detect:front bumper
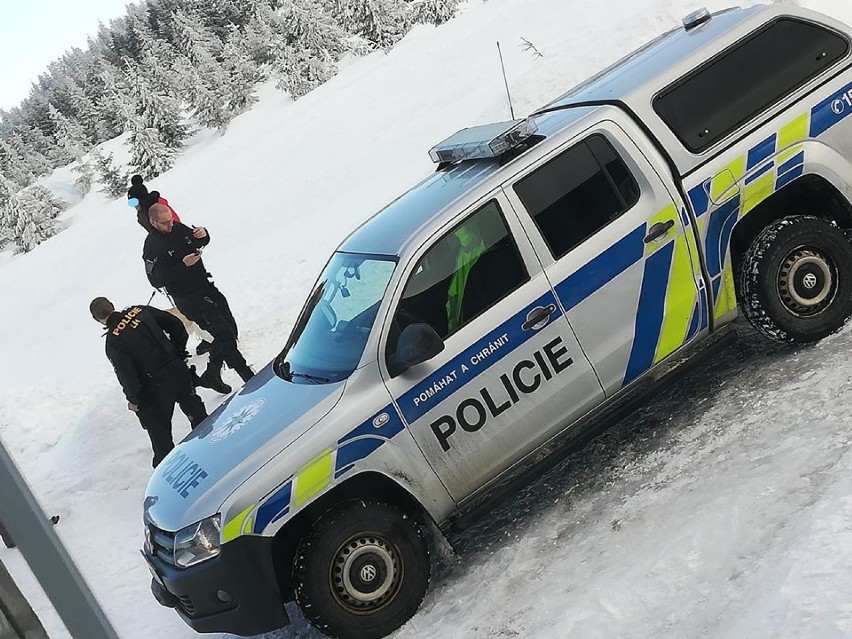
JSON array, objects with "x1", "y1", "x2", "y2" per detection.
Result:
[{"x1": 144, "y1": 535, "x2": 289, "y2": 636}]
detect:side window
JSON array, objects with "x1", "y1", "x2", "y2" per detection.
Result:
[
  {"x1": 386, "y1": 201, "x2": 529, "y2": 366},
  {"x1": 513, "y1": 134, "x2": 639, "y2": 260},
  {"x1": 654, "y1": 18, "x2": 850, "y2": 152}
]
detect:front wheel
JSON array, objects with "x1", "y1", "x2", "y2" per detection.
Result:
[
  {"x1": 738, "y1": 215, "x2": 852, "y2": 342},
  {"x1": 293, "y1": 500, "x2": 430, "y2": 639}
]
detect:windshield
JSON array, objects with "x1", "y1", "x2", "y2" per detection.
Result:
[{"x1": 275, "y1": 252, "x2": 397, "y2": 384}]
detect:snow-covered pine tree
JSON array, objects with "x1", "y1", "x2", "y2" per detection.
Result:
[
  {"x1": 71, "y1": 158, "x2": 96, "y2": 196},
  {"x1": 92, "y1": 150, "x2": 129, "y2": 198},
  {"x1": 87, "y1": 56, "x2": 130, "y2": 142},
  {"x1": 129, "y1": 119, "x2": 175, "y2": 177},
  {"x1": 47, "y1": 103, "x2": 90, "y2": 162},
  {"x1": 242, "y1": 4, "x2": 289, "y2": 66},
  {"x1": 61, "y1": 75, "x2": 100, "y2": 144},
  {"x1": 173, "y1": 9, "x2": 231, "y2": 130},
  {"x1": 6, "y1": 184, "x2": 66, "y2": 253},
  {"x1": 325, "y1": 0, "x2": 410, "y2": 49},
  {"x1": 408, "y1": 0, "x2": 459, "y2": 25},
  {"x1": 222, "y1": 26, "x2": 260, "y2": 114},
  {"x1": 10, "y1": 127, "x2": 54, "y2": 178},
  {"x1": 0, "y1": 138, "x2": 36, "y2": 186},
  {"x1": 275, "y1": 49, "x2": 339, "y2": 98},
  {"x1": 123, "y1": 59, "x2": 188, "y2": 154},
  {"x1": 268, "y1": 0, "x2": 347, "y2": 98}
]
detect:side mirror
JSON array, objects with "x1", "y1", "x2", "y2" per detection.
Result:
[{"x1": 391, "y1": 323, "x2": 444, "y2": 375}]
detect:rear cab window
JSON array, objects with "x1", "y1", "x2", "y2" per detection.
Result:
[
  {"x1": 654, "y1": 18, "x2": 851, "y2": 153},
  {"x1": 512, "y1": 134, "x2": 640, "y2": 258}
]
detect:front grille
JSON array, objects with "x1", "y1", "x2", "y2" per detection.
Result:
[
  {"x1": 148, "y1": 524, "x2": 176, "y2": 565},
  {"x1": 177, "y1": 594, "x2": 196, "y2": 616}
]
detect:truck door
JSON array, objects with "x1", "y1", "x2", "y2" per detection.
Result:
[
  {"x1": 504, "y1": 122, "x2": 707, "y2": 395},
  {"x1": 380, "y1": 190, "x2": 604, "y2": 501}
]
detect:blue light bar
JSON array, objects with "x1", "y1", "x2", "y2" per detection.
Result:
[{"x1": 428, "y1": 119, "x2": 539, "y2": 164}]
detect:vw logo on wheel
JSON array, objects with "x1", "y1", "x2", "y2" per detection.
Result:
[
  {"x1": 360, "y1": 564, "x2": 378, "y2": 582},
  {"x1": 802, "y1": 273, "x2": 818, "y2": 289}
]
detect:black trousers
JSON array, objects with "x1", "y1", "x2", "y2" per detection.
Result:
[
  {"x1": 137, "y1": 362, "x2": 207, "y2": 467},
  {"x1": 173, "y1": 286, "x2": 251, "y2": 378}
]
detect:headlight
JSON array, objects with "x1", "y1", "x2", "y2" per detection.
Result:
[{"x1": 173, "y1": 515, "x2": 221, "y2": 568}]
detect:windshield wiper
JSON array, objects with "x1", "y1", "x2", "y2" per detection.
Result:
[
  {"x1": 289, "y1": 371, "x2": 330, "y2": 384},
  {"x1": 277, "y1": 360, "x2": 329, "y2": 384}
]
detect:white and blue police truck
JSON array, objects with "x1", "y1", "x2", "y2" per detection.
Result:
[{"x1": 142, "y1": 5, "x2": 852, "y2": 638}]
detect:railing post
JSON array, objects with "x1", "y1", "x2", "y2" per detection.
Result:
[
  {"x1": 0, "y1": 560, "x2": 49, "y2": 639},
  {"x1": 0, "y1": 441, "x2": 119, "y2": 639}
]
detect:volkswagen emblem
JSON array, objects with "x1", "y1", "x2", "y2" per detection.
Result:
[
  {"x1": 360, "y1": 564, "x2": 378, "y2": 582},
  {"x1": 802, "y1": 273, "x2": 818, "y2": 289}
]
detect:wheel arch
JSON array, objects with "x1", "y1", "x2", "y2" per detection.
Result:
[
  {"x1": 269, "y1": 471, "x2": 437, "y2": 602},
  {"x1": 730, "y1": 173, "x2": 852, "y2": 275}
]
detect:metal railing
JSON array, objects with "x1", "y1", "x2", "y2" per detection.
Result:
[{"x1": 0, "y1": 441, "x2": 118, "y2": 639}]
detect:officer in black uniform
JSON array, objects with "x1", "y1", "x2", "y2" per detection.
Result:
[
  {"x1": 142, "y1": 203, "x2": 254, "y2": 394},
  {"x1": 90, "y1": 297, "x2": 208, "y2": 468}
]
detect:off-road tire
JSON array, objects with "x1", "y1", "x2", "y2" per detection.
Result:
[
  {"x1": 738, "y1": 215, "x2": 852, "y2": 342},
  {"x1": 293, "y1": 500, "x2": 430, "y2": 639}
]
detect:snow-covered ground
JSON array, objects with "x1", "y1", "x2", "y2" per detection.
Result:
[{"x1": 2, "y1": 0, "x2": 852, "y2": 637}]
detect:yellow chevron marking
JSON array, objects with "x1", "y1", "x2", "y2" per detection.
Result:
[
  {"x1": 222, "y1": 504, "x2": 255, "y2": 543},
  {"x1": 777, "y1": 114, "x2": 809, "y2": 162},
  {"x1": 714, "y1": 267, "x2": 738, "y2": 320},
  {"x1": 655, "y1": 233, "x2": 697, "y2": 363},
  {"x1": 742, "y1": 171, "x2": 776, "y2": 215},
  {"x1": 294, "y1": 448, "x2": 335, "y2": 507}
]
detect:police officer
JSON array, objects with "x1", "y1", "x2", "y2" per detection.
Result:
[
  {"x1": 142, "y1": 204, "x2": 254, "y2": 394},
  {"x1": 90, "y1": 297, "x2": 208, "y2": 468}
]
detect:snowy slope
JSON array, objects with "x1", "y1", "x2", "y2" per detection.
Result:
[{"x1": 2, "y1": 0, "x2": 852, "y2": 638}]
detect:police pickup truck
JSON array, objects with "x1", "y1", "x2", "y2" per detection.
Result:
[{"x1": 142, "y1": 5, "x2": 852, "y2": 638}]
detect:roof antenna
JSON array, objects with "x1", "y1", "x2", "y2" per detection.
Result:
[{"x1": 496, "y1": 42, "x2": 515, "y2": 120}]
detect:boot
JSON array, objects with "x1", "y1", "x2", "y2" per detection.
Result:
[
  {"x1": 195, "y1": 339, "x2": 213, "y2": 355},
  {"x1": 197, "y1": 367, "x2": 232, "y2": 394},
  {"x1": 236, "y1": 365, "x2": 255, "y2": 383}
]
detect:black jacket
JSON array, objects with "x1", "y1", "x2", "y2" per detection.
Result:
[
  {"x1": 142, "y1": 222, "x2": 212, "y2": 296},
  {"x1": 104, "y1": 306, "x2": 189, "y2": 405}
]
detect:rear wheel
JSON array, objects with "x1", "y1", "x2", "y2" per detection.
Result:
[
  {"x1": 738, "y1": 215, "x2": 852, "y2": 342},
  {"x1": 293, "y1": 500, "x2": 430, "y2": 639}
]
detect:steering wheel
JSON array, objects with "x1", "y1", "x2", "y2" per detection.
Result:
[{"x1": 314, "y1": 300, "x2": 337, "y2": 331}]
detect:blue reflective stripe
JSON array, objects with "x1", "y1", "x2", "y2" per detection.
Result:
[
  {"x1": 398, "y1": 290, "x2": 561, "y2": 423},
  {"x1": 704, "y1": 197, "x2": 740, "y2": 279},
  {"x1": 778, "y1": 150, "x2": 805, "y2": 176},
  {"x1": 688, "y1": 183, "x2": 710, "y2": 218},
  {"x1": 810, "y1": 82, "x2": 852, "y2": 137},
  {"x1": 554, "y1": 225, "x2": 645, "y2": 312},
  {"x1": 335, "y1": 439, "x2": 383, "y2": 476},
  {"x1": 623, "y1": 241, "x2": 674, "y2": 385},
  {"x1": 686, "y1": 301, "x2": 701, "y2": 340},
  {"x1": 338, "y1": 406, "x2": 404, "y2": 445},
  {"x1": 776, "y1": 163, "x2": 805, "y2": 190},
  {"x1": 254, "y1": 481, "x2": 292, "y2": 532},
  {"x1": 747, "y1": 133, "x2": 777, "y2": 169}
]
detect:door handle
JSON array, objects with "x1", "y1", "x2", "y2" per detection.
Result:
[
  {"x1": 644, "y1": 219, "x2": 675, "y2": 243},
  {"x1": 522, "y1": 304, "x2": 556, "y2": 331}
]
